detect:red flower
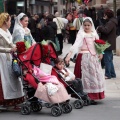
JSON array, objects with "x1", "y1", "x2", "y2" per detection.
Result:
[
  {"x1": 42, "y1": 45, "x2": 49, "y2": 55},
  {"x1": 16, "y1": 42, "x2": 26, "y2": 53},
  {"x1": 95, "y1": 39, "x2": 106, "y2": 44}
]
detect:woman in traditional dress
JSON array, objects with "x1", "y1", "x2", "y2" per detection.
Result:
[
  {"x1": 0, "y1": 13, "x2": 24, "y2": 110},
  {"x1": 12, "y1": 13, "x2": 35, "y2": 48},
  {"x1": 65, "y1": 17, "x2": 105, "y2": 105}
]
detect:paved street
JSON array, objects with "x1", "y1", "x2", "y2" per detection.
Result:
[{"x1": 0, "y1": 42, "x2": 120, "y2": 120}]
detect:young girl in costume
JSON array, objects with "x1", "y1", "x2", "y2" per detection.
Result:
[{"x1": 65, "y1": 17, "x2": 105, "y2": 105}]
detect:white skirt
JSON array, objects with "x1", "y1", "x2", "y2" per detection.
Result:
[{"x1": 81, "y1": 53, "x2": 105, "y2": 93}]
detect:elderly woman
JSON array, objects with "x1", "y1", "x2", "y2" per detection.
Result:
[
  {"x1": 97, "y1": 9, "x2": 117, "y2": 79},
  {"x1": 0, "y1": 13, "x2": 24, "y2": 110},
  {"x1": 12, "y1": 13, "x2": 35, "y2": 48}
]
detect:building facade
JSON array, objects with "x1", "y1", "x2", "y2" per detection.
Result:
[
  {"x1": 86, "y1": 0, "x2": 107, "y2": 8},
  {"x1": 3, "y1": 0, "x2": 58, "y2": 15},
  {"x1": 106, "y1": 0, "x2": 120, "y2": 10},
  {"x1": 2, "y1": 0, "x2": 120, "y2": 15}
]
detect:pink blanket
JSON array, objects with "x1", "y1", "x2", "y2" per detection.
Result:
[{"x1": 33, "y1": 66, "x2": 59, "y2": 84}]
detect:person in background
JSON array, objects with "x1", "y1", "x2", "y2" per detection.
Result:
[
  {"x1": 46, "y1": 14, "x2": 57, "y2": 42},
  {"x1": 35, "y1": 23, "x2": 44, "y2": 42},
  {"x1": 12, "y1": 13, "x2": 36, "y2": 48},
  {"x1": 97, "y1": 5, "x2": 104, "y2": 20},
  {"x1": 67, "y1": 13, "x2": 76, "y2": 45},
  {"x1": 97, "y1": 9, "x2": 117, "y2": 79},
  {"x1": 9, "y1": 15, "x2": 15, "y2": 34},
  {"x1": 28, "y1": 14, "x2": 38, "y2": 39},
  {"x1": 53, "y1": 12, "x2": 68, "y2": 55},
  {"x1": 73, "y1": 11, "x2": 84, "y2": 33},
  {"x1": 116, "y1": 9, "x2": 120, "y2": 36}
]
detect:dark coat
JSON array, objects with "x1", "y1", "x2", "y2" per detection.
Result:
[
  {"x1": 42, "y1": 22, "x2": 57, "y2": 42},
  {"x1": 28, "y1": 18, "x2": 37, "y2": 33},
  {"x1": 97, "y1": 17, "x2": 118, "y2": 50},
  {"x1": 47, "y1": 21, "x2": 57, "y2": 42},
  {"x1": 35, "y1": 28, "x2": 44, "y2": 42},
  {"x1": 117, "y1": 16, "x2": 120, "y2": 36}
]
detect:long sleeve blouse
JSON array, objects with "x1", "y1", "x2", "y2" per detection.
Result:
[{"x1": 69, "y1": 31, "x2": 99, "y2": 55}]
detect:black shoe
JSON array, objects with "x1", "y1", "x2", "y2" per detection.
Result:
[
  {"x1": 70, "y1": 58, "x2": 76, "y2": 63},
  {"x1": 57, "y1": 51, "x2": 62, "y2": 56},
  {"x1": 90, "y1": 100, "x2": 98, "y2": 105}
]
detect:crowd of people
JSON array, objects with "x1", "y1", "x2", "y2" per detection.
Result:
[{"x1": 0, "y1": 4, "x2": 120, "y2": 112}]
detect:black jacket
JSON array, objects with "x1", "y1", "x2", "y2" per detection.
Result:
[
  {"x1": 42, "y1": 21, "x2": 57, "y2": 42},
  {"x1": 47, "y1": 21, "x2": 57, "y2": 42}
]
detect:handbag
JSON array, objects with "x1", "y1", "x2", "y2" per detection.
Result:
[
  {"x1": 12, "y1": 59, "x2": 21, "y2": 77},
  {"x1": 56, "y1": 18, "x2": 65, "y2": 35}
]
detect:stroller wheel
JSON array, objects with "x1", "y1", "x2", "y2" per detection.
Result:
[
  {"x1": 84, "y1": 97, "x2": 91, "y2": 106},
  {"x1": 21, "y1": 104, "x2": 31, "y2": 115},
  {"x1": 44, "y1": 103, "x2": 52, "y2": 108},
  {"x1": 51, "y1": 105, "x2": 62, "y2": 117},
  {"x1": 73, "y1": 100, "x2": 84, "y2": 109},
  {"x1": 61, "y1": 103, "x2": 72, "y2": 114},
  {"x1": 31, "y1": 102, "x2": 42, "y2": 112}
]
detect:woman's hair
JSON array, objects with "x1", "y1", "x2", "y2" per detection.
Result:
[
  {"x1": 54, "y1": 57, "x2": 64, "y2": 64},
  {"x1": 0, "y1": 13, "x2": 10, "y2": 28},
  {"x1": 104, "y1": 9, "x2": 114, "y2": 19},
  {"x1": 83, "y1": 19, "x2": 92, "y2": 24},
  {"x1": 20, "y1": 15, "x2": 28, "y2": 21},
  {"x1": 46, "y1": 14, "x2": 54, "y2": 21}
]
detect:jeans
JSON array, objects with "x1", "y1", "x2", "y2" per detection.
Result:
[{"x1": 103, "y1": 50, "x2": 116, "y2": 78}]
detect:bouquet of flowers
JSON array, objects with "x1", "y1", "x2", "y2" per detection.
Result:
[
  {"x1": 16, "y1": 41, "x2": 26, "y2": 53},
  {"x1": 95, "y1": 39, "x2": 111, "y2": 54}
]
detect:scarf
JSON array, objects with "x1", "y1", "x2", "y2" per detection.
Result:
[{"x1": 0, "y1": 28, "x2": 13, "y2": 44}]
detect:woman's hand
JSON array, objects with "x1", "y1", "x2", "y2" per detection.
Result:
[
  {"x1": 11, "y1": 47, "x2": 17, "y2": 52},
  {"x1": 65, "y1": 56, "x2": 70, "y2": 65},
  {"x1": 98, "y1": 54, "x2": 103, "y2": 60}
]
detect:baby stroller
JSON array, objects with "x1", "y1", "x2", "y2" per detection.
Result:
[
  {"x1": 41, "y1": 42, "x2": 91, "y2": 108},
  {"x1": 13, "y1": 43, "x2": 72, "y2": 117}
]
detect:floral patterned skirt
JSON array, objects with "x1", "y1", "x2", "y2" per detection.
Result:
[{"x1": 74, "y1": 53, "x2": 105, "y2": 100}]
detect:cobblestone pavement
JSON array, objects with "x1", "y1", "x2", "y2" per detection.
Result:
[{"x1": 60, "y1": 42, "x2": 120, "y2": 99}]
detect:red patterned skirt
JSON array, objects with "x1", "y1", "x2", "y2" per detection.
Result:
[
  {"x1": 0, "y1": 78, "x2": 24, "y2": 106},
  {"x1": 74, "y1": 53, "x2": 105, "y2": 100}
]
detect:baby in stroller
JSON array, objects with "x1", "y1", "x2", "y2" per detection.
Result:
[{"x1": 54, "y1": 58, "x2": 91, "y2": 106}]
